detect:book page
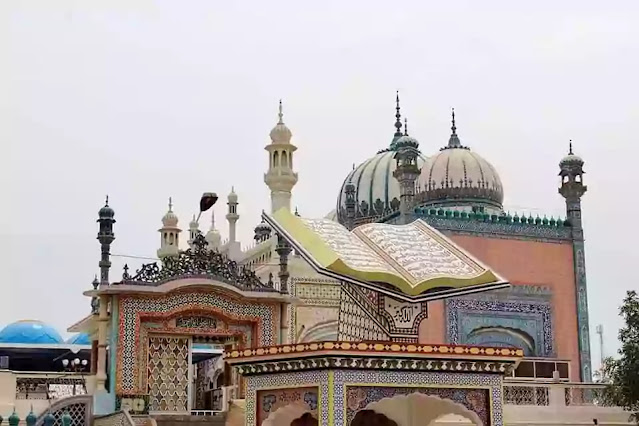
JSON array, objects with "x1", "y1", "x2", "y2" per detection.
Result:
[
  {"x1": 355, "y1": 221, "x2": 484, "y2": 284},
  {"x1": 299, "y1": 218, "x2": 396, "y2": 274}
]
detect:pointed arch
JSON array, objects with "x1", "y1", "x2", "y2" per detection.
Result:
[{"x1": 364, "y1": 393, "x2": 483, "y2": 426}]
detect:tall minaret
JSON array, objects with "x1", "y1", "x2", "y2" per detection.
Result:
[
  {"x1": 393, "y1": 118, "x2": 421, "y2": 224},
  {"x1": 157, "y1": 197, "x2": 181, "y2": 259},
  {"x1": 264, "y1": 100, "x2": 298, "y2": 213},
  {"x1": 558, "y1": 142, "x2": 592, "y2": 382},
  {"x1": 226, "y1": 188, "x2": 241, "y2": 259},
  {"x1": 97, "y1": 196, "x2": 115, "y2": 287}
]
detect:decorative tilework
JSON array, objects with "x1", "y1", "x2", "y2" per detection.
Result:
[
  {"x1": 574, "y1": 243, "x2": 592, "y2": 381},
  {"x1": 447, "y1": 297, "x2": 554, "y2": 357},
  {"x1": 338, "y1": 284, "x2": 389, "y2": 342},
  {"x1": 296, "y1": 283, "x2": 341, "y2": 306},
  {"x1": 256, "y1": 386, "x2": 318, "y2": 424},
  {"x1": 345, "y1": 385, "x2": 490, "y2": 425},
  {"x1": 333, "y1": 370, "x2": 504, "y2": 426},
  {"x1": 117, "y1": 291, "x2": 279, "y2": 394},
  {"x1": 245, "y1": 371, "x2": 330, "y2": 426}
]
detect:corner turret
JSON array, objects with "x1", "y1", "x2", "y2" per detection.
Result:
[{"x1": 157, "y1": 197, "x2": 181, "y2": 260}]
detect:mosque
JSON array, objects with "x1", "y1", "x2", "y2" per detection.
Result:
[{"x1": 0, "y1": 96, "x2": 630, "y2": 426}]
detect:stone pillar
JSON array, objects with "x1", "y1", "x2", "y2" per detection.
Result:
[
  {"x1": 275, "y1": 233, "x2": 292, "y2": 294},
  {"x1": 96, "y1": 295, "x2": 109, "y2": 391}
]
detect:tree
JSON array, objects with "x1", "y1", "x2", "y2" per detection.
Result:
[{"x1": 600, "y1": 290, "x2": 639, "y2": 423}]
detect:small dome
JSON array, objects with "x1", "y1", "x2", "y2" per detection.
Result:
[
  {"x1": 67, "y1": 333, "x2": 91, "y2": 345},
  {"x1": 269, "y1": 101, "x2": 293, "y2": 144},
  {"x1": 162, "y1": 198, "x2": 179, "y2": 227},
  {"x1": 98, "y1": 199, "x2": 114, "y2": 219},
  {"x1": 559, "y1": 143, "x2": 584, "y2": 169},
  {"x1": 227, "y1": 187, "x2": 238, "y2": 203},
  {"x1": 337, "y1": 150, "x2": 428, "y2": 224},
  {"x1": 0, "y1": 320, "x2": 64, "y2": 344},
  {"x1": 418, "y1": 111, "x2": 504, "y2": 211}
]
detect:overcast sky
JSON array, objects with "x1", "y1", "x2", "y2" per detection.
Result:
[{"x1": 1, "y1": 0, "x2": 637, "y2": 369}]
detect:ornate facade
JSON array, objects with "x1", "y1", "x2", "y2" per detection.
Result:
[{"x1": 50, "y1": 96, "x2": 600, "y2": 425}]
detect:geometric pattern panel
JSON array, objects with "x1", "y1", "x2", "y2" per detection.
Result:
[
  {"x1": 245, "y1": 371, "x2": 330, "y2": 426},
  {"x1": 147, "y1": 336, "x2": 189, "y2": 412},
  {"x1": 117, "y1": 290, "x2": 279, "y2": 394},
  {"x1": 447, "y1": 297, "x2": 553, "y2": 357},
  {"x1": 338, "y1": 284, "x2": 389, "y2": 342},
  {"x1": 256, "y1": 386, "x2": 319, "y2": 424},
  {"x1": 333, "y1": 370, "x2": 504, "y2": 426},
  {"x1": 345, "y1": 385, "x2": 490, "y2": 425}
]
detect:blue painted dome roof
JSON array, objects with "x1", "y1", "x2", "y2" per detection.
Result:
[
  {"x1": 67, "y1": 333, "x2": 91, "y2": 345},
  {"x1": 0, "y1": 320, "x2": 64, "y2": 344}
]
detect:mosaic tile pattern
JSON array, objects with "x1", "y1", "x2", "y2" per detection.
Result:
[
  {"x1": 333, "y1": 370, "x2": 503, "y2": 426},
  {"x1": 447, "y1": 297, "x2": 554, "y2": 357},
  {"x1": 338, "y1": 285, "x2": 389, "y2": 342},
  {"x1": 256, "y1": 386, "x2": 318, "y2": 424},
  {"x1": 147, "y1": 336, "x2": 189, "y2": 412},
  {"x1": 117, "y1": 292, "x2": 278, "y2": 394},
  {"x1": 245, "y1": 371, "x2": 329, "y2": 426}
]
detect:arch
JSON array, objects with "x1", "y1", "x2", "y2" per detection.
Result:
[
  {"x1": 364, "y1": 393, "x2": 483, "y2": 426},
  {"x1": 467, "y1": 326, "x2": 535, "y2": 356},
  {"x1": 262, "y1": 402, "x2": 311, "y2": 426},
  {"x1": 273, "y1": 151, "x2": 280, "y2": 167},
  {"x1": 281, "y1": 151, "x2": 288, "y2": 168},
  {"x1": 299, "y1": 320, "x2": 338, "y2": 343}
]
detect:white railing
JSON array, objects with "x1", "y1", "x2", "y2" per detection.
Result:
[{"x1": 504, "y1": 382, "x2": 607, "y2": 407}]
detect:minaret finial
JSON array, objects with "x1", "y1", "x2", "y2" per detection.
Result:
[
  {"x1": 394, "y1": 91, "x2": 403, "y2": 137},
  {"x1": 569, "y1": 140, "x2": 573, "y2": 155},
  {"x1": 404, "y1": 118, "x2": 409, "y2": 136},
  {"x1": 168, "y1": 197, "x2": 173, "y2": 211},
  {"x1": 105, "y1": 195, "x2": 109, "y2": 205},
  {"x1": 278, "y1": 99, "x2": 284, "y2": 124},
  {"x1": 211, "y1": 209, "x2": 215, "y2": 229},
  {"x1": 451, "y1": 108, "x2": 457, "y2": 135}
]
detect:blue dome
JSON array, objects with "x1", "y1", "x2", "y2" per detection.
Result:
[
  {"x1": 0, "y1": 320, "x2": 64, "y2": 344},
  {"x1": 67, "y1": 333, "x2": 91, "y2": 345}
]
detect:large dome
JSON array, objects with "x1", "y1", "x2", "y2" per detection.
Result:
[
  {"x1": 0, "y1": 320, "x2": 64, "y2": 344},
  {"x1": 417, "y1": 112, "x2": 503, "y2": 212},
  {"x1": 337, "y1": 150, "x2": 428, "y2": 223}
]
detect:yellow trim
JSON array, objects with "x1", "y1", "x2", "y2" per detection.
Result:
[
  {"x1": 328, "y1": 371, "x2": 335, "y2": 426},
  {"x1": 270, "y1": 208, "x2": 500, "y2": 296}
]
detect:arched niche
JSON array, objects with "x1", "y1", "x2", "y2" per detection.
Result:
[
  {"x1": 466, "y1": 326, "x2": 535, "y2": 356},
  {"x1": 262, "y1": 402, "x2": 312, "y2": 426},
  {"x1": 299, "y1": 320, "x2": 338, "y2": 343},
  {"x1": 363, "y1": 393, "x2": 483, "y2": 426}
]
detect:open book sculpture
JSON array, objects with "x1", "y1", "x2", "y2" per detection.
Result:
[{"x1": 263, "y1": 208, "x2": 509, "y2": 301}]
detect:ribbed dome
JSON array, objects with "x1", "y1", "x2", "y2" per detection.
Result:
[
  {"x1": 162, "y1": 198, "x2": 179, "y2": 227},
  {"x1": 337, "y1": 150, "x2": 428, "y2": 223},
  {"x1": 417, "y1": 112, "x2": 504, "y2": 211},
  {"x1": 0, "y1": 320, "x2": 64, "y2": 344}
]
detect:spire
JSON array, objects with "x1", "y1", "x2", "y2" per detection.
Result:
[
  {"x1": 168, "y1": 197, "x2": 173, "y2": 212},
  {"x1": 210, "y1": 209, "x2": 216, "y2": 230},
  {"x1": 446, "y1": 108, "x2": 463, "y2": 149},
  {"x1": 569, "y1": 139, "x2": 573, "y2": 155},
  {"x1": 278, "y1": 99, "x2": 284, "y2": 124},
  {"x1": 404, "y1": 118, "x2": 409, "y2": 136},
  {"x1": 394, "y1": 91, "x2": 403, "y2": 138}
]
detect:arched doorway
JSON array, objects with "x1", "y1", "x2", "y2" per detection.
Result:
[
  {"x1": 355, "y1": 393, "x2": 483, "y2": 426},
  {"x1": 466, "y1": 326, "x2": 535, "y2": 356}
]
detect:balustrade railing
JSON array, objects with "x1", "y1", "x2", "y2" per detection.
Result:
[
  {"x1": 504, "y1": 382, "x2": 609, "y2": 407},
  {"x1": 15, "y1": 372, "x2": 87, "y2": 400}
]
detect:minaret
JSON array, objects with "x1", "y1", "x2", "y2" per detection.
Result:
[
  {"x1": 558, "y1": 142, "x2": 592, "y2": 382},
  {"x1": 157, "y1": 197, "x2": 181, "y2": 259},
  {"x1": 393, "y1": 118, "x2": 421, "y2": 224},
  {"x1": 264, "y1": 100, "x2": 298, "y2": 213},
  {"x1": 97, "y1": 196, "x2": 115, "y2": 287},
  {"x1": 205, "y1": 209, "x2": 222, "y2": 250},
  {"x1": 389, "y1": 91, "x2": 404, "y2": 150},
  {"x1": 188, "y1": 214, "x2": 200, "y2": 248},
  {"x1": 226, "y1": 188, "x2": 241, "y2": 259}
]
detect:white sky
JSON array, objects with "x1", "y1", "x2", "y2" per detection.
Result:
[{"x1": 1, "y1": 0, "x2": 637, "y2": 370}]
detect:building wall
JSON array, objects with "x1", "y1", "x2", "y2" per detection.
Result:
[{"x1": 419, "y1": 234, "x2": 580, "y2": 380}]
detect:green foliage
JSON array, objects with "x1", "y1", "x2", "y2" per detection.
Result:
[{"x1": 600, "y1": 290, "x2": 639, "y2": 423}]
